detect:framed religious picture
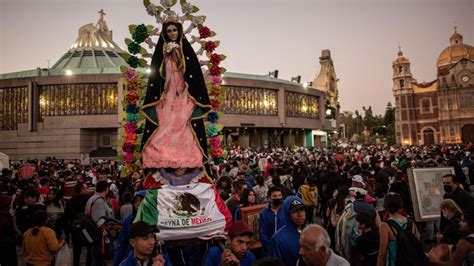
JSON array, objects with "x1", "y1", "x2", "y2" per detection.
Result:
[
  {"x1": 240, "y1": 204, "x2": 266, "y2": 249},
  {"x1": 407, "y1": 167, "x2": 455, "y2": 221}
]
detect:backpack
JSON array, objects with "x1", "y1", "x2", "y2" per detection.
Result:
[
  {"x1": 335, "y1": 202, "x2": 359, "y2": 259},
  {"x1": 71, "y1": 197, "x2": 102, "y2": 246},
  {"x1": 386, "y1": 219, "x2": 428, "y2": 266}
]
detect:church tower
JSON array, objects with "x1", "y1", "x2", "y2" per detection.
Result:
[
  {"x1": 392, "y1": 48, "x2": 415, "y2": 145},
  {"x1": 392, "y1": 48, "x2": 413, "y2": 91}
]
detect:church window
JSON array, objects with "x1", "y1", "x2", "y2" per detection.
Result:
[
  {"x1": 398, "y1": 66, "x2": 403, "y2": 74},
  {"x1": 222, "y1": 85, "x2": 279, "y2": 116},
  {"x1": 38, "y1": 83, "x2": 118, "y2": 121},
  {"x1": 421, "y1": 99, "x2": 431, "y2": 113},
  {"x1": 0, "y1": 87, "x2": 29, "y2": 131},
  {"x1": 400, "y1": 79, "x2": 405, "y2": 88}
]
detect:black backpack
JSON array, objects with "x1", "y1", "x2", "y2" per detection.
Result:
[
  {"x1": 71, "y1": 197, "x2": 102, "y2": 246},
  {"x1": 386, "y1": 219, "x2": 428, "y2": 266}
]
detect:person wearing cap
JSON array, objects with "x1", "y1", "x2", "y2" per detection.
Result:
[
  {"x1": 203, "y1": 221, "x2": 256, "y2": 266},
  {"x1": 119, "y1": 221, "x2": 171, "y2": 266},
  {"x1": 350, "y1": 175, "x2": 377, "y2": 221},
  {"x1": 269, "y1": 196, "x2": 306, "y2": 266},
  {"x1": 113, "y1": 190, "x2": 147, "y2": 266}
]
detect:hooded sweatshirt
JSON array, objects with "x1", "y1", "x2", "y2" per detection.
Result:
[
  {"x1": 269, "y1": 196, "x2": 306, "y2": 266},
  {"x1": 113, "y1": 190, "x2": 147, "y2": 266},
  {"x1": 258, "y1": 201, "x2": 286, "y2": 255}
]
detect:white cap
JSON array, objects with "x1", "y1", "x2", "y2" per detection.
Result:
[{"x1": 352, "y1": 175, "x2": 364, "y2": 185}]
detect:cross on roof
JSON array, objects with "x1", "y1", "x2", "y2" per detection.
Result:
[{"x1": 98, "y1": 9, "x2": 106, "y2": 21}]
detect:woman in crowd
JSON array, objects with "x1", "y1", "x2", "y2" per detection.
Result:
[
  {"x1": 253, "y1": 175, "x2": 268, "y2": 203},
  {"x1": 377, "y1": 192, "x2": 421, "y2": 266},
  {"x1": 23, "y1": 210, "x2": 64, "y2": 265},
  {"x1": 44, "y1": 188, "x2": 65, "y2": 238},
  {"x1": 216, "y1": 175, "x2": 232, "y2": 202},
  {"x1": 437, "y1": 199, "x2": 464, "y2": 245},
  {"x1": 326, "y1": 185, "x2": 350, "y2": 248},
  {"x1": 233, "y1": 188, "x2": 257, "y2": 221}
]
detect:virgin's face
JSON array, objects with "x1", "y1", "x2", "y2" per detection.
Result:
[{"x1": 166, "y1": 25, "x2": 179, "y2": 42}]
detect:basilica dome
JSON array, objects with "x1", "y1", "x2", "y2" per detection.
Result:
[{"x1": 437, "y1": 29, "x2": 474, "y2": 68}]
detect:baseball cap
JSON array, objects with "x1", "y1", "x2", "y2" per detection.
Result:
[
  {"x1": 128, "y1": 221, "x2": 159, "y2": 239},
  {"x1": 228, "y1": 221, "x2": 254, "y2": 238},
  {"x1": 289, "y1": 199, "x2": 305, "y2": 213},
  {"x1": 352, "y1": 175, "x2": 365, "y2": 185}
]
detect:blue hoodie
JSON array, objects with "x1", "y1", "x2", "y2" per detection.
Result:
[
  {"x1": 258, "y1": 201, "x2": 286, "y2": 255},
  {"x1": 113, "y1": 190, "x2": 147, "y2": 266},
  {"x1": 269, "y1": 196, "x2": 306, "y2": 266}
]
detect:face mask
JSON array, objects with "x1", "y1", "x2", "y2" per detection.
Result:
[
  {"x1": 443, "y1": 185, "x2": 453, "y2": 193},
  {"x1": 272, "y1": 198, "x2": 283, "y2": 207}
]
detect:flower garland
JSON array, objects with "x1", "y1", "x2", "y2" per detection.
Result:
[
  {"x1": 118, "y1": 0, "x2": 227, "y2": 174},
  {"x1": 118, "y1": 66, "x2": 147, "y2": 178}
]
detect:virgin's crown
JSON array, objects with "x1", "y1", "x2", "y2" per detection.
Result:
[{"x1": 163, "y1": 9, "x2": 182, "y2": 24}]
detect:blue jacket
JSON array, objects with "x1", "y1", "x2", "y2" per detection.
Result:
[
  {"x1": 118, "y1": 249, "x2": 172, "y2": 266},
  {"x1": 258, "y1": 202, "x2": 286, "y2": 255},
  {"x1": 113, "y1": 213, "x2": 134, "y2": 266},
  {"x1": 269, "y1": 196, "x2": 306, "y2": 266},
  {"x1": 203, "y1": 246, "x2": 255, "y2": 266},
  {"x1": 113, "y1": 190, "x2": 147, "y2": 266}
]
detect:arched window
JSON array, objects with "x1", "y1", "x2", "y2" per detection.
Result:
[{"x1": 400, "y1": 79, "x2": 405, "y2": 88}]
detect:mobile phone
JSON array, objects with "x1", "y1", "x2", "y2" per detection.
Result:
[{"x1": 152, "y1": 240, "x2": 162, "y2": 257}]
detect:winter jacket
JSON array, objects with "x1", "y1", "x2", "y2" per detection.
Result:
[
  {"x1": 269, "y1": 196, "x2": 306, "y2": 266},
  {"x1": 258, "y1": 203, "x2": 286, "y2": 255}
]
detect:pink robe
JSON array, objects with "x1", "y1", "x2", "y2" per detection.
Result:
[{"x1": 142, "y1": 54, "x2": 203, "y2": 169}]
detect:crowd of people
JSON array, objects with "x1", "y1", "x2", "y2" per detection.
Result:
[{"x1": 0, "y1": 142, "x2": 474, "y2": 265}]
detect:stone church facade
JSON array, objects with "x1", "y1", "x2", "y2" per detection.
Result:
[{"x1": 392, "y1": 29, "x2": 474, "y2": 145}]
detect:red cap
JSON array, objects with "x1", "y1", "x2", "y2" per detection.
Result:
[{"x1": 228, "y1": 221, "x2": 254, "y2": 238}]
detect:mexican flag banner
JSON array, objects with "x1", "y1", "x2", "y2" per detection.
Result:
[{"x1": 135, "y1": 183, "x2": 230, "y2": 241}]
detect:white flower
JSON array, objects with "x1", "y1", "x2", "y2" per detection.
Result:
[
  {"x1": 160, "y1": 0, "x2": 175, "y2": 9},
  {"x1": 181, "y1": 2, "x2": 193, "y2": 14},
  {"x1": 192, "y1": 15, "x2": 205, "y2": 25},
  {"x1": 146, "y1": 3, "x2": 158, "y2": 16},
  {"x1": 165, "y1": 42, "x2": 179, "y2": 53}
]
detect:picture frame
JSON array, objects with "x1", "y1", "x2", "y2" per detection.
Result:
[
  {"x1": 240, "y1": 204, "x2": 266, "y2": 249},
  {"x1": 407, "y1": 167, "x2": 455, "y2": 221}
]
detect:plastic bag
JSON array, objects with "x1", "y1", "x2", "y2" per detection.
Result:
[{"x1": 55, "y1": 244, "x2": 72, "y2": 266}]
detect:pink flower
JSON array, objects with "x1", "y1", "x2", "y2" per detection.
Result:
[
  {"x1": 124, "y1": 152, "x2": 134, "y2": 163},
  {"x1": 210, "y1": 136, "x2": 221, "y2": 149},
  {"x1": 124, "y1": 122, "x2": 137, "y2": 134},
  {"x1": 211, "y1": 76, "x2": 222, "y2": 86},
  {"x1": 124, "y1": 69, "x2": 138, "y2": 80}
]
